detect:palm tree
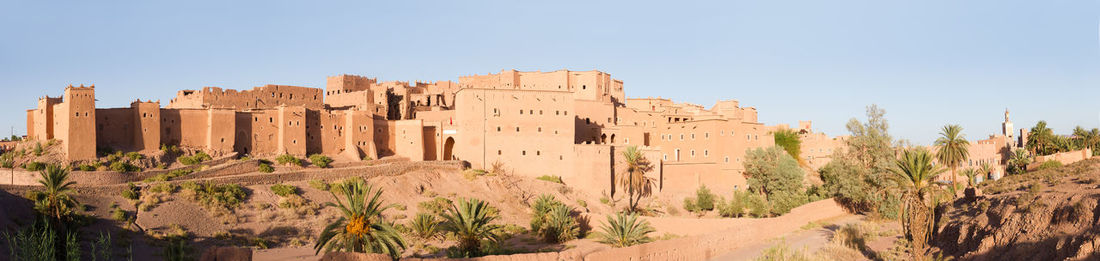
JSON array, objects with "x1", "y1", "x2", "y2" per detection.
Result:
[
  {"x1": 594, "y1": 212, "x2": 656, "y2": 248},
  {"x1": 934, "y1": 125, "x2": 969, "y2": 194},
  {"x1": 960, "y1": 168, "x2": 978, "y2": 187},
  {"x1": 314, "y1": 180, "x2": 406, "y2": 258},
  {"x1": 890, "y1": 148, "x2": 945, "y2": 261},
  {"x1": 619, "y1": 146, "x2": 654, "y2": 213},
  {"x1": 978, "y1": 163, "x2": 994, "y2": 182},
  {"x1": 1073, "y1": 126, "x2": 1089, "y2": 150},
  {"x1": 1008, "y1": 148, "x2": 1031, "y2": 174},
  {"x1": 33, "y1": 164, "x2": 78, "y2": 221},
  {"x1": 439, "y1": 198, "x2": 501, "y2": 257},
  {"x1": 1028, "y1": 121, "x2": 1054, "y2": 156}
]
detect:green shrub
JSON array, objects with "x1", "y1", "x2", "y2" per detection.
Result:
[
  {"x1": 258, "y1": 163, "x2": 274, "y2": 173},
  {"x1": 409, "y1": 213, "x2": 440, "y2": 239},
  {"x1": 769, "y1": 190, "x2": 809, "y2": 216},
  {"x1": 536, "y1": 175, "x2": 564, "y2": 184},
  {"x1": 682, "y1": 198, "x2": 699, "y2": 213},
  {"x1": 0, "y1": 152, "x2": 14, "y2": 168},
  {"x1": 308, "y1": 154, "x2": 333, "y2": 168},
  {"x1": 1039, "y1": 160, "x2": 1063, "y2": 170},
  {"x1": 270, "y1": 184, "x2": 298, "y2": 197},
  {"x1": 32, "y1": 142, "x2": 43, "y2": 156},
  {"x1": 694, "y1": 185, "x2": 716, "y2": 211},
  {"x1": 24, "y1": 161, "x2": 45, "y2": 171},
  {"x1": 149, "y1": 183, "x2": 178, "y2": 194},
  {"x1": 125, "y1": 152, "x2": 144, "y2": 161},
  {"x1": 77, "y1": 164, "x2": 96, "y2": 171},
  {"x1": 111, "y1": 207, "x2": 128, "y2": 222},
  {"x1": 528, "y1": 194, "x2": 579, "y2": 243},
  {"x1": 418, "y1": 197, "x2": 453, "y2": 216},
  {"x1": 181, "y1": 181, "x2": 248, "y2": 211},
  {"x1": 746, "y1": 193, "x2": 771, "y2": 217},
  {"x1": 121, "y1": 183, "x2": 140, "y2": 200},
  {"x1": 719, "y1": 190, "x2": 750, "y2": 217},
  {"x1": 275, "y1": 154, "x2": 301, "y2": 166},
  {"x1": 178, "y1": 151, "x2": 212, "y2": 166},
  {"x1": 161, "y1": 144, "x2": 181, "y2": 154},
  {"x1": 110, "y1": 161, "x2": 139, "y2": 172},
  {"x1": 308, "y1": 179, "x2": 329, "y2": 191}
]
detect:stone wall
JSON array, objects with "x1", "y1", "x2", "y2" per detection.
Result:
[{"x1": 1030, "y1": 148, "x2": 1093, "y2": 170}]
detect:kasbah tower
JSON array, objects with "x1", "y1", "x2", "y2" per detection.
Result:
[{"x1": 25, "y1": 69, "x2": 848, "y2": 196}]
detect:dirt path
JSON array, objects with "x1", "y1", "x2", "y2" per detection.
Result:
[{"x1": 709, "y1": 214, "x2": 863, "y2": 261}]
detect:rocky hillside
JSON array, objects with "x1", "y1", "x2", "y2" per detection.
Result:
[{"x1": 933, "y1": 158, "x2": 1100, "y2": 260}]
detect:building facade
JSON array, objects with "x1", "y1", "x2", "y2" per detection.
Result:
[{"x1": 26, "y1": 69, "x2": 844, "y2": 195}]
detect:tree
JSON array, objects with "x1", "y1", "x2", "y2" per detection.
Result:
[
  {"x1": 978, "y1": 163, "x2": 994, "y2": 182},
  {"x1": 743, "y1": 146, "x2": 804, "y2": 201},
  {"x1": 439, "y1": 198, "x2": 501, "y2": 257},
  {"x1": 313, "y1": 180, "x2": 406, "y2": 257},
  {"x1": 1027, "y1": 121, "x2": 1055, "y2": 156},
  {"x1": 594, "y1": 212, "x2": 655, "y2": 248},
  {"x1": 618, "y1": 146, "x2": 653, "y2": 213},
  {"x1": 1007, "y1": 148, "x2": 1031, "y2": 175},
  {"x1": 890, "y1": 148, "x2": 945, "y2": 261},
  {"x1": 773, "y1": 129, "x2": 804, "y2": 166},
  {"x1": 934, "y1": 124, "x2": 969, "y2": 193},
  {"x1": 821, "y1": 104, "x2": 901, "y2": 218},
  {"x1": 31, "y1": 165, "x2": 78, "y2": 221}
]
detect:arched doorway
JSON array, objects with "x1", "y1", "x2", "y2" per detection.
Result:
[
  {"x1": 601, "y1": 134, "x2": 607, "y2": 144},
  {"x1": 610, "y1": 134, "x2": 616, "y2": 144},
  {"x1": 443, "y1": 137, "x2": 455, "y2": 160}
]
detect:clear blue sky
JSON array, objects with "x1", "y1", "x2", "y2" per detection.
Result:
[{"x1": 2, "y1": 0, "x2": 1098, "y2": 145}]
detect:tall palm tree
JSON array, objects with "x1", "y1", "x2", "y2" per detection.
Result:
[
  {"x1": 1073, "y1": 126, "x2": 1088, "y2": 149},
  {"x1": 439, "y1": 198, "x2": 501, "y2": 257},
  {"x1": 619, "y1": 146, "x2": 653, "y2": 213},
  {"x1": 314, "y1": 180, "x2": 405, "y2": 258},
  {"x1": 594, "y1": 212, "x2": 656, "y2": 248},
  {"x1": 934, "y1": 125, "x2": 969, "y2": 194},
  {"x1": 891, "y1": 148, "x2": 945, "y2": 261},
  {"x1": 33, "y1": 164, "x2": 78, "y2": 221},
  {"x1": 1028, "y1": 121, "x2": 1054, "y2": 156}
]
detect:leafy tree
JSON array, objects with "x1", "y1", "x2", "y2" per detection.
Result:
[
  {"x1": 773, "y1": 129, "x2": 804, "y2": 166},
  {"x1": 594, "y1": 212, "x2": 655, "y2": 248},
  {"x1": 618, "y1": 146, "x2": 654, "y2": 213},
  {"x1": 439, "y1": 198, "x2": 501, "y2": 257},
  {"x1": 934, "y1": 124, "x2": 969, "y2": 192},
  {"x1": 890, "y1": 148, "x2": 945, "y2": 261},
  {"x1": 820, "y1": 105, "x2": 901, "y2": 218},
  {"x1": 718, "y1": 190, "x2": 751, "y2": 218},
  {"x1": 313, "y1": 180, "x2": 406, "y2": 258},
  {"x1": 743, "y1": 146, "x2": 804, "y2": 201}
]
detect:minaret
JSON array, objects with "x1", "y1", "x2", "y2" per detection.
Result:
[{"x1": 1002, "y1": 108, "x2": 1015, "y2": 147}]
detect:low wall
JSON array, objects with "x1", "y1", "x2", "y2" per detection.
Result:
[{"x1": 1029, "y1": 148, "x2": 1092, "y2": 170}]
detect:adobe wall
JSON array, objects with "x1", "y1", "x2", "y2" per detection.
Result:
[
  {"x1": 167, "y1": 85, "x2": 323, "y2": 110},
  {"x1": 800, "y1": 132, "x2": 846, "y2": 170},
  {"x1": 132, "y1": 102, "x2": 162, "y2": 151},
  {"x1": 207, "y1": 109, "x2": 236, "y2": 152},
  {"x1": 395, "y1": 120, "x2": 425, "y2": 161},
  {"x1": 25, "y1": 110, "x2": 34, "y2": 141},
  {"x1": 453, "y1": 89, "x2": 576, "y2": 177},
  {"x1": 61, "y1": 87, "x2": 97, "y2": 160},
  {"x1": 1031, "y1": 148, "x2": 1093, "y2": 170},
  {"x1": 574, "y1": 100, "x2": 616, "y2": 144},
  {"x1": 95, "y1": 108, "x2": 135, "y2": 150},
  {"x1": 660, "y1": 162, "x2": 744, "y2": 195},
  {"x1": 277, "y1": 106, "x2": 307, "y2": 156}
]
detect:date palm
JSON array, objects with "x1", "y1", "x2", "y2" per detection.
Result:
[
  {"x1": 314, "y1": 180, "x2": 405, "y2": 258},
  {"x1": 934, "y1": 125, "x2": 969, "y2": 195},
  {"x1": 890, "y1": 148, "x2": 945, "y2": 261},
  {"x1": 439, "y1": 198, "x2": 501, "y2": 257},
  {"x1": 978, "y1": 163, "x2": 994, "y2": 182},
  {"x1": 31, "y1": 164, "x2": 78, "y2": 221},
  {"x1": 1028, "y1": 121, "x2": 1054, "y2": 156},
  {"x1": 594, "y1": 212, "x2": 655, "y2": 248},
  {"x1": 619, "y1": 146, "x2": 654, "y2": 213}
]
